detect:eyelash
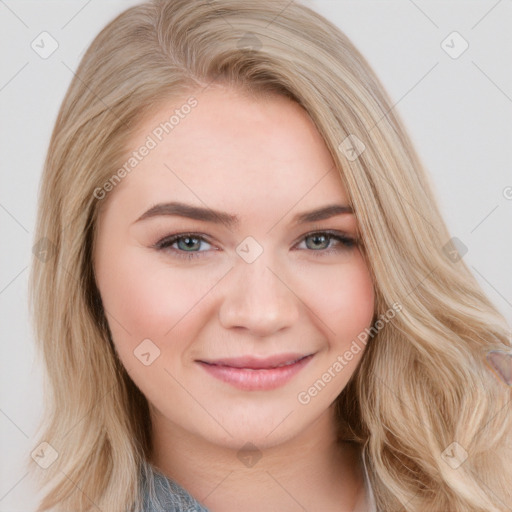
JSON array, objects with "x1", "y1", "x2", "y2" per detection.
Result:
[{"x1": 152, "y1": 230, "x2": 357, "y2": 261}]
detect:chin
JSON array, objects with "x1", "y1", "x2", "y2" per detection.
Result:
[{"x1": 198, "y1": 407, "x2": 316, "y2": 452}]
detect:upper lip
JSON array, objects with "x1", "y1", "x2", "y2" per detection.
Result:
[{"x1": 197, "y1": 353, "x2": 313, "y2": 369}]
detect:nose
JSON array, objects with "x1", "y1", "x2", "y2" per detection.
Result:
[{"x1": 218, "y1": 254, "x2": 300, "y2": 337}]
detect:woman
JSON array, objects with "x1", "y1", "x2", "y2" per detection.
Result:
[{"x1": 28, "y1": 0, "x2": 512, "y2": 511}]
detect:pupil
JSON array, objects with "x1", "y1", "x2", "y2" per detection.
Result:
[
  {"x1": 309, "y1": 234, "x2": 327, "y2": 249},
  {"x1": 180, "y1": 237, "x2": 199, "y2": 251}
]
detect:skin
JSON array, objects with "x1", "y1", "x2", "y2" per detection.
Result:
[{"x1": 94, "y1": 85, "x2": 375, "y2": 512}]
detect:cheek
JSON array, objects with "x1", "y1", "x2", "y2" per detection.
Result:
[
  {"x1": 95, "y1": 246, "x2": 206, "y2": 344},
  {"x1": 302, "y1": 251, "x2": 375, "y2": 344}
]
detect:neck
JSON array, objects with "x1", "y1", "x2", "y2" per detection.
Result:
[{"x1": 149, "y1": 406, "x2": 366, "y2": 512}]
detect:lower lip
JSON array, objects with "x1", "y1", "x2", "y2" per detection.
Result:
[{"x1": 197, "y1": 355, "x2": 314, "y2": 391}]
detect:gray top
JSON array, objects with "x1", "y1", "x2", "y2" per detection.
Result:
[
  {"x1": 139, "y1": 447, "x2": 377, "y2": 512},
  {"x1": 138, "y1": 462, "x2": 209, "y2": 512}
]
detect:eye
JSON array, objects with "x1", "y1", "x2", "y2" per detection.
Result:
[
  {"x1": 153, "y1": 233, "x2": 214, "y2": 260},
  {"x1": 295, "y1": 230, "x2": 357, "y2": 256}
]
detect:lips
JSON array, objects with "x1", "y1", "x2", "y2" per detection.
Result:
[
  {"x1": 196, "y1": 353, "x2": 315, "y2": 391},
  {"x1": 198, "y1": 353, "x2": 311, "y2": 369}
]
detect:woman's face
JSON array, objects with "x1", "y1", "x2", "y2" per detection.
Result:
[{"x1": 94, "y1": 86, "x2": 375, "y2": 451}]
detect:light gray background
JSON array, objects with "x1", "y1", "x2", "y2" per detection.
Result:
[{"x1": 1, "y1": 1, "x2": 511, "y2": 509}]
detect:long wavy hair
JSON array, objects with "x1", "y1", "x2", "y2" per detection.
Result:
[{"x1": 28, "y1": 0, "x2": 512, "y2": 510}]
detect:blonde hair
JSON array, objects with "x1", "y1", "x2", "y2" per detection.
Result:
[{"x1": 28, "y1": 0, "x2": 512, "y2": 510}]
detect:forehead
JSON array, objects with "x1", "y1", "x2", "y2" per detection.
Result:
[{"x1": 105, "y1": 86, "x2": 350, "y2": 222}]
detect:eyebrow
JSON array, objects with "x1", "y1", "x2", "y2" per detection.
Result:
[{"x1": 134, "y1": 201, "x2": 353, "y2": 227}]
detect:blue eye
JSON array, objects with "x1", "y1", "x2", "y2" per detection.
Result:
[
  {"x1": 153, "y1": 230, "x2": 357, "y2": 260},
  {"x1": 154, "y1": 233, "x2": 213, "y2": 260},
  {"x1": 298, "y1": 231, "x2": 356, "y2": 253}
]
